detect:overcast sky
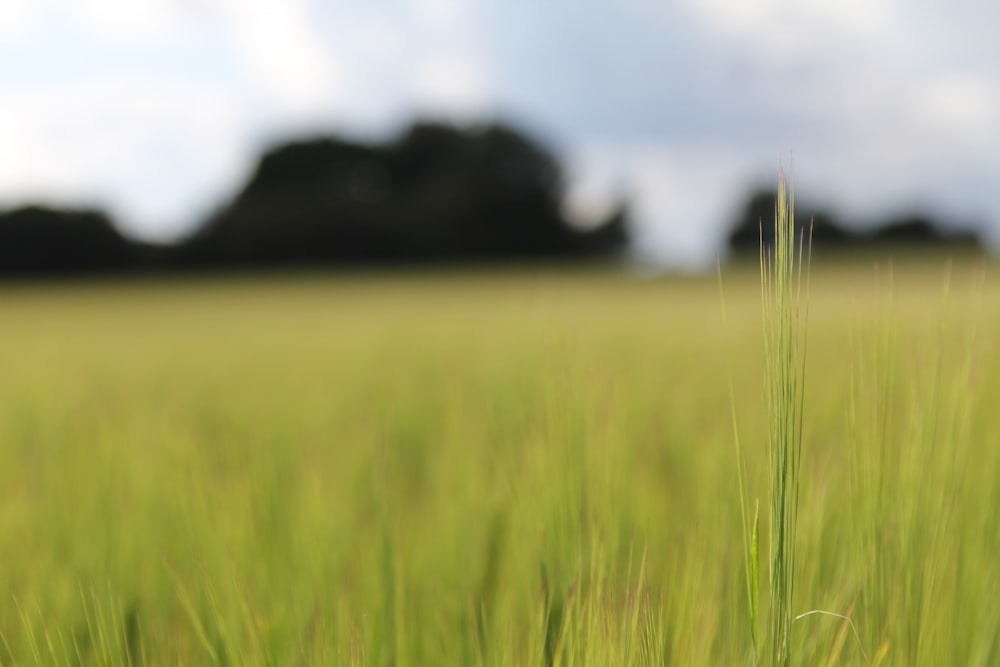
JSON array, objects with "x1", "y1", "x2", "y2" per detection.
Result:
[{"x1": 1, "y1": 0, "x2": 998, "y2": 266}]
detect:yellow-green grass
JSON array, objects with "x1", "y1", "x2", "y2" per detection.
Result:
[{"x1": 0, "y1": 258, "x2": 995, "y2": 665}]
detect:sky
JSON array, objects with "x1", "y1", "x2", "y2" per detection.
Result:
[{"x1": 0, "y1": 0, "x2": 998, "y2": 267}]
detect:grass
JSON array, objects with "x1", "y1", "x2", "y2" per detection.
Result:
[
  {"x1": 759, "y1": 172, "x2": 810, "y2": 667},
  {"x1": 726, "y1": 170, "x2": 812, "y2": 666},
  {"x1": 0, "y1": 251, "x2": 994, "y2": 664}
]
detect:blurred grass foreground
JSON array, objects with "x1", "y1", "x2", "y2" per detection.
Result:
[{"x1": 0, "y1": 256, "x2": 998, "y2": 665}]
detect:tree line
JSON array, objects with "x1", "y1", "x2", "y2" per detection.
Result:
[
  {"x1": 728, "y1": 189, "x2": 982, "y2": 256},
  {"x1": 0, "y1": 120, "x2": 627, "y2": 278},
  {"x1": 0, "y1": 119, "x2": 985, "y2": 278}
]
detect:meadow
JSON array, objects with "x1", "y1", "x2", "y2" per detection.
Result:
[{"x1": 0, "y1": 254, "x2": 996, "y2": 665}]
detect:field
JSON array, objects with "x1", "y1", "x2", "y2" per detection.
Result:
[{"x1": 0, "y1": 256, "x2": 997, "y2": 665}]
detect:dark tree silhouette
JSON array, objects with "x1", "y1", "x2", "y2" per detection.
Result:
[
  {"x1": 183, "y1": 120, "x2": 628, "y2": 267},
  {"x1": 868, "y1": 214, "x2": 979, "y2": 248},
  {"x1": 0, "y1": 206, "x2": 137, "y2": 276},
  {"x1": 728, "y1": 188, "x2": 848, "y2": 253},
  {"x1": 0, "y1": 126, "x2": 987, "y2": 281},
  {"x1": 727, "y1": 188, "x2": 983, "y2": 256}
]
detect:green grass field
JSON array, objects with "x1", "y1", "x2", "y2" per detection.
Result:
[{"x1": 0, "y1": 256, "x2": 996, "y2": 665}]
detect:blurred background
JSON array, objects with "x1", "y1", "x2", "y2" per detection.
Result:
[
  {"x1": 2, "y1": 5, "x2": 1000, "y2": 663},
  {"x1": 0, "y1": 0, "x2": 997, "y2": 276}
]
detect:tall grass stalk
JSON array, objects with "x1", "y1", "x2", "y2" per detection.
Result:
[{"x1": 759, "y1": 170, "x2": 811, "y2": 667}]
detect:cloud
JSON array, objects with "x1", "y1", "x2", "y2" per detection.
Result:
[
  {"x1": 61, "y1": 0, "x2": 188, "y2": 43},
  {"x1": 477, "y1": 0, "x2": 1000, "y2": 265},
  {"x1": 411, "y1": 56, "x2": 493, "y2": 115},
  {"x1": 209, "y1": 0, "x2": 345, "y2": 122},
  {"x1": 0, "y1": 76, "x2": 249, "y2": 239},
  {"x1": 0, "y1": 0, "x2": 37, "y2": 39},
  {"x1": 0, "y1": 0, "x2": 345, "y2": 237}
]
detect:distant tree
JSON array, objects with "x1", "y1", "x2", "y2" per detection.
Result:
[
  {"x1": 0, "y1": 206, "x2": 137, "y2": 276},
  {"x1": 868, "y1": 214, "x2": 980, "y2": 248},
  {"x1": 728, "y1": 188, "x2": 848, "y2": 254},
  {"x1": 727, "y1": 189, "x2": 985, "y2": 257},
  {"x1": 183, "y1": 120, "x2": 628, "y2": 266},
  {"x1": 180, "y1": 136, "x2": 394, "y2": 265}
]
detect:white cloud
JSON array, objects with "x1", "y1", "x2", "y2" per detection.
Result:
[
  {"x1": 0, "y1": 0, "x2": 38, "y2": 38},
  {"x1": 62, "y1": 0, "x2": 188, "y2": 43},
  {"x1": 0, "y1": 0, "x2": 347, "y2": 237},
  {"x1": 211, "y1": 0, "x2": 345, "y2": 121},
  {"x1": 914, "y1": 75, "x2": 999, "y2": 133},
  {"x1": 343, "y1": 15, "x2": 409, "y2": 65},
  {"x1": 414, "y1": 0, "x2": 470, "y2": 33},
  {"x1": 411, "y1": 56, "x2": 493, "y2": 115},
  {"x1": 0, "y1": 77, "x2": 249, "y2": 239},
  {"x1": 682, "y1": 0, "x2": 896, "y2": 49},
  {"x1": 26, "y1": 0, "x2": 347, "y2": 119}
]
